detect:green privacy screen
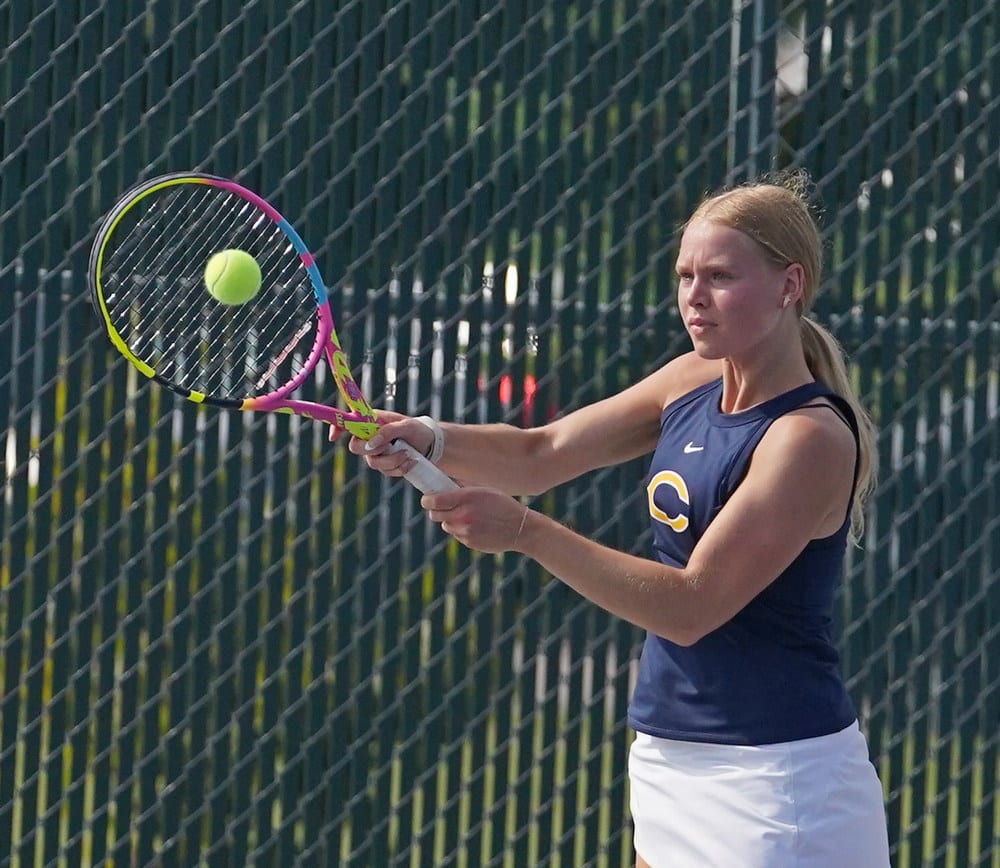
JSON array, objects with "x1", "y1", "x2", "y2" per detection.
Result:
[{"x1": 1, "y1": 1, "x2": 997, "y2": 865}]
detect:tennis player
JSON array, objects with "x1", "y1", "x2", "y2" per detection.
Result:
[{"x1": 344, "y1": 171, "x2": 891, "y2": 867}]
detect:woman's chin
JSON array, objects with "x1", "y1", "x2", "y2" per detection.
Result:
[{"x1": 689, "y1": 338, "x2": 726, "y2": 361}]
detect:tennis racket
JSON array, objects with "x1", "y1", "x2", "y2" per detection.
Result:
[{"x1": 88, "y1": 172, "x2": 457, "y2": 493}]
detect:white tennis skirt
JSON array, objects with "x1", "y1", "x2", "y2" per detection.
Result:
[{"x1": 628, "y1": 721, "x2": 890, "y2": 868}]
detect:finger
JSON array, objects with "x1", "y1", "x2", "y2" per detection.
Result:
[
  {"x1": 365, "y1": 453, "x2": 412, "y2": 476},
  {"x1": 372, "y1": 409, "x2": 406, "y2": 425},
  {"x1": 425, "y1": 500, "x2": 462, "y2": 522},
  {"x1": 377, "y1": 419, "x2": 435, "y2": 458},
  {"x1": 349, "y1": 434, "x2": 382, "y2": 456},
  {"x1": 420, "y1": 491, "x2": 464, "y2": 511}
]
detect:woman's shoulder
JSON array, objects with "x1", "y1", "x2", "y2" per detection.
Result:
[
  {"x1": 656, "y1": 352, "x2": 723, "y2": 410},
  {"x1": 757, "y1": 397, "x2": 859, "y2": 490}
]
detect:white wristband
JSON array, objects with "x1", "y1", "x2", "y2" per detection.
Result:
[{"x1": 415, "y1": 415, "x2": 445, "y2": 464}]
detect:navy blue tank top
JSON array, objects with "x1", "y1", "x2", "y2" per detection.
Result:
[{"x1": 627, "y1": 378, "x2": 858, "y2": 745}]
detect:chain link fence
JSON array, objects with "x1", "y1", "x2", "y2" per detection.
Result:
[{"x1": 1, "y1": 1, "x2": 998, "y2": 865}]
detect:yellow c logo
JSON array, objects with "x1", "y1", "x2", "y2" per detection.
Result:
[{"x1": 647, "y1": 470, "x2": 690, "y2": 533}]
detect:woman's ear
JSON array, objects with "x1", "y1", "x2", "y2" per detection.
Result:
[{"x1": 781, "y1": 262, "x2": 805, "y2": 309}]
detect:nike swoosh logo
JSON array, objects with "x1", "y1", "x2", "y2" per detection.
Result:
[{"x1": 683, "y1": 442, "x2": 704, "y2": 453}]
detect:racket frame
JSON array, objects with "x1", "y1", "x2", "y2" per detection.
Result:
[{"x1": 89, "y1": 172, "x2": 457, "y2": 492}]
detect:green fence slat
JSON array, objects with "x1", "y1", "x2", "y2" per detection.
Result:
[
  {"x1": 204, "y1": 411, "x2": 248, "y2": 861},
  {"x1": 322, "y1": 506, "x2": 359, "y2": 862},
  {"x1": 54, "y1": 298, "x2": 99, "y2": 866},
  {"x1": 345, "y1": 493, "x2": 384, "y2": 863},
  {"x1": 180, "y1": 416, "x2": 221, "y2": 861},
  {"x1": 971, "y1": 41, "x2": 1000, "y2": 868},
  {"x1": 16, "y1": 290, "x2": 50, "y2": 864},
  {"x1": 393, "y1": 5, "x2": 428, "y2": 327},
  {"x1": 53, "y1": 294, "x2": 96, "y2": 865},
  {"x1": 507, "y1": 567, "x2": 540, "y2": 868},
  {"x1": 77, "y1": 350, "x2": 113, "y2": 865},
  {"x1": 196, "y1": 467, "x2": 221, "y2": 862},
  {"x1": 923, "y1": 301, "x2": 948, "y2": 868},
  {"x1": 127, "y1": 398, "x2": 164, "y2": 864},
  {"x1": 228, "y1": 415, "x2": 269, "y2": 866},
  {"x1": 43, "y1": 276, "x2": 81, "y2": 866},
  {"x1": 478, "y1": 561, "x2": 509, "y2": 865},
  {"x1": 568, "y1": 608, "x2": 593, "y2": 865},
  {"x1": 165, "y1": 406, "x2": 201, "y2": 862},
  {"x1": 280, "y1": 423, "x2": 315, "y2": 865},
  {"x1": 23, "y1": 276, "x2": 59, "y2": 864},
  {"x1": 648, "y1": 0, "x2": 689, "y2": 363},
  {"x1": 612, "y1": 618, "x2": 640, "y2": 860},
  {"x1": 976, "y1": 322, "x2": 1000, "y2": 866},
  {"x1": 329, "y1": 1, "x2": 362, "y2": 296},
  {"x1": 576, "y1": 0, "x2": 612, "y2": 423},
  {"x1": 3, "y1": 289, "x2": 33, "y2": 864},
  {"x1": 0, "y1": 0, "x2": 31, "y2": 281},
  {"x1": 731, "y1": 0, "x2": 759, "y2": 180},
  {"x1": 16, "y1": 4, "x2": 51, "y2": 282},
  {"x1": 753, "y1": 0, "x2": 780, "y2": 173},
  {"x1": 255, "y1": 425, "x2": 281, "y2": 865},
  {"x1": 372, "y1": 0, "x2": 405, "y2": 299},
  {"x1": 90, "y1": 0, "x2": 139, "y2": 202},
  {"x1": 185, "y1": 0, "x2": 221, "y2": 171},
  {"x1": 539, "y1": 595, "x2": 569, "y2": 864},
  {"x1": 371, "y1": 294, "x2": 408, "y2": 867},
  {"x1": 628, "y1": 0, "x2": 659, "y2": 389},
  {"x1": 442, "y1": 289, "x2": 484, "y2": 862},
  {"x1": 411, "y1": 1, "x2": 451, "y2": 323},
  {"x1": 961, "y1": 202, "x2": 994, "y2": 863},
  {"x1": 405, "y1": 8, "x2": 454, "y2": 418},
  {"x1": 106, "y1": 356, "x2": 139, "y2": 867},
  {"x1": 299, "y1": 354, "x2": 338, "y2": 859},
  {"x1": 531, "y1": 17, "x2": 563, "y2": 432},
  {"x1": 0, "y1": 54, "x2": 19, "y2": 599},
  {"x1": 389, "y1": 357, "x2": 426, "y2": 863},
  {"x1": 260, "y1": 1, "x2": 292, "y2": 196},
  {"x1": 441, "y1": 4, "x2": 474, "y2": 351},
  {"x1": 165, "y1": 0, "x2": 197, "y2": 171},
  {"x1": 462, "y1": 4, "x2": 496, "y2": 424},
  {"x1": 233, "y1": 10, "x2": 266, "y2": 186}
]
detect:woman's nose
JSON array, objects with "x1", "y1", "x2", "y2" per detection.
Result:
[{"x1": 685, "y1": 277, "x2": 708, "y2": 308}]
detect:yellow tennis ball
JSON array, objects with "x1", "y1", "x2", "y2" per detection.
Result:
[{"x1": 204, "y1": 249, "x2": 262, "y2": 305}]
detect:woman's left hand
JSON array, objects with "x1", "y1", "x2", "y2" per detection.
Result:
[{"x1": 421, "y1": 487, "x2": 531, "y2": 554}]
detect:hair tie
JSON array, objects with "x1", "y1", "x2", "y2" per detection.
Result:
[{"x1": 415, "y1": 416, "x2": 445, "y2": 464}]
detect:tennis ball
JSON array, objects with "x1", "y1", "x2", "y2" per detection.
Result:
[{"x1": 204, "y1": 249, "x2": 262, "y2": 305}]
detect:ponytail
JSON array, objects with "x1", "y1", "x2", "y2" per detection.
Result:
[{"x1": 800, "y1": 316, "x2": 877, "y2": 543}]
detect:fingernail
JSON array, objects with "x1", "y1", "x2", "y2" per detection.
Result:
[{"x1": 364, "y1": 435, "x2": 384, "y2": 451}]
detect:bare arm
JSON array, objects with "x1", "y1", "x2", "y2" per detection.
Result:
[
  {"x1": 352, "y1": 351, "x2": 721, "y2": 495},
  {"x1": 422, "y1": 407, "x2": 857, "y2": 644}
]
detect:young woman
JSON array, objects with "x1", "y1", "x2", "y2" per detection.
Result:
[{"x1": 340, "y1": 172, "x2": 891, "y2": 867}]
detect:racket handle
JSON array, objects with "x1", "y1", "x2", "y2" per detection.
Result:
[{"x1": 386, "y1": 440, "x2": 460, "y2": 493}]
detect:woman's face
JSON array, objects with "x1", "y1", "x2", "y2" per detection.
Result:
[{"x1": 675, "y1": 219, "x2": 798, "y2": 361}]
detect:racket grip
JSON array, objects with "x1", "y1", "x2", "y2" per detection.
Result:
[{"x1": 386, "y1": 440, "x2": 460, "y2": 493}]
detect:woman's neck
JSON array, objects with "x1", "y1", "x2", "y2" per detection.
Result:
[{"x1": 719, "y1": 340, "x2": 813, "y2": 414}]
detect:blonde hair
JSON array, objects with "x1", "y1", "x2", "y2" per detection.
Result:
[{"x1": 690, "y1": 170, "x2": 877, "y2": 542}]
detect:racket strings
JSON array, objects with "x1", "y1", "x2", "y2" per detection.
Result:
[
  {"x1": 159, "y1": 209, "x2": 305, "y2": 392},
  {"x1": 110, "y1": 188, "x2": 272, "y2": 365},
  {"x1": 98, "y1": 182, "x2": 317, "y2": 399},
  {"x1": 107, "y1": 188, "x2": 254, "y2": 374}
]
